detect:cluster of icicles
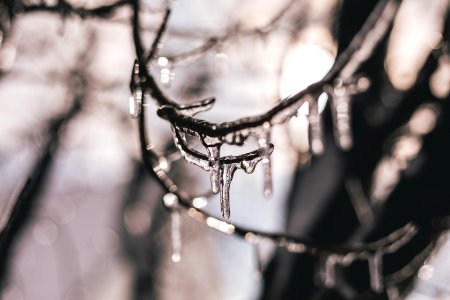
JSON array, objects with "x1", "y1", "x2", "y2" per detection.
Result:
[
  {"x1": 131, "y1": 57, "x2": 369, "y2": 220},
  {"x1": 128, "y1": 59, "x2": 418, "y2": 292},
  {"x1": 126, "y1": 0, "x2": 421, "y2": 292}
]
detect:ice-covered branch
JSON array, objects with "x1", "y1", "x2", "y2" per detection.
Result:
[{"x1": 129, "y1": 0, "x2": 398, "y2": 218}]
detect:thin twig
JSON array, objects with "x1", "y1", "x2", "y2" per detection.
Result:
[
  {"x1": 145, "y1": 7, "x2": 171, "y2": 64},
  {"x1": 166, "y1": 0, "x2": 297, "y2": 65}
]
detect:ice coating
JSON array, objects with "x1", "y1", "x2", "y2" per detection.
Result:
[{"x1": 173, "y1": 97, "x2": 216, "y2": 117}]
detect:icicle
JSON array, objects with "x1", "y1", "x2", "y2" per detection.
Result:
[
  {"x1": 331, "y1": 82, "x2": 353, "y2": 150},
  {"x1": 323, "y1": 255, "x2": 338, "y2": 288},
  {"x1": 214, "y1": 52, "x2": 229, "y2": 76},
  {"x1": 317, "y1": 255, "x2": 338, "y2": 288},
  {"x1": 128, "y1": 88, "x2": 142, "y2": 119},
  {"x1": 170, "y1": 210, "x2": 182, "y2": 263},
  {"x1": 368, "y1": 251, "x2": 384, "y2": 293},
  {"x1": 163, "y1": 193, "x2": 182, "y2": 263},
  {"x1": 207, "y1": 146, "x2": 221, "y2": 194},
  {"x1": 254, "y1": 243, "x2": 263, "y2": 279},
  {"x1": 219, "y1": 163, "x2": 237, "y2": 219},
  {"x1": 308, "y1": 97, "x2": 324, "y2": 155},
  {"x1": 258, "y1": 122, "x2": 273, "y2": 198},
  {"x1": 129, "y1": 59, "x2": 142, "y2": 119}
]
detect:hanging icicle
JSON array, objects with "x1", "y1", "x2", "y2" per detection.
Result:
[
  {"x1": 258, "y1": 122, "x2": 273, "y2": 198},
  {"x1": 220, "y1": 163, "x2": 236, "y2": 219},
  {"x1": 308, "y1": 96, "x2": 324, "y2": 155},
  {"x1": 323, "y1": 254, "x2": 338, "y2": 288},
  {"x1": 129, "y1": 60, "x2": 142, "y2": 119},
  {"x1": 368, "y1": 251, "x2": 384, "y2": 292},
  {"x1": 331, "y1": 80, "x2": 353, "y2": 150},
  {"x1": 207, "y1": 145, "x2": 221, "y2": 194},
  {"x1": 316, "y1": 254, "x2": 338, "y2": 288},
  {"x1": 163, "y1": 193, "x2": 182, "y2": 263}
]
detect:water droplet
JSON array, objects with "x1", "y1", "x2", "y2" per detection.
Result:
[
  {"x1": 163, "y1": 193, "x2": 179, "y2": 208},
  {"x1": 418, "y1": 264, "x2": 434, "y2": 281},
  {"x1": 357, "y1": 77, "x2": 371, "y2": 91},
  {"x1": 158, "y1": 156, "x2": 170, "y2": 171},
  {"x1": 158, "y1": 56, "x2": 169, "y2": 67},
  {"x1": 192, "y1": 197, "x2": 208, "y2": 209},
  {"x1": 205, "y1": 216, "x2": 235, "y2": 234}
]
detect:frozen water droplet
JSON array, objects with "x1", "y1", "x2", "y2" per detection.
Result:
[
  {"x1": 207, "y1": 146, "x2": 221, "y2": 194},
  {"x1": 308, "y1": 98, "x2": 324, "y2": 155},
  {"x1": 368, "y1": 251, "x2": 384, "y2": 293},
  {"x1": 192, "y1": 197, "x2": 208, "y2": 209},
  {"x1": 129, "y1": 88, "x2": 142, "y2": 119},
  {"x1": 163, "y1": 193, "x2": 179, "y2": 208},
  {"x1": 158, "y1": 56, "x2": 169, "y2": 67},
  {"x1": 170, "y1": 210, "x2": 182, "y2": 263},
  {"x1": 158, "y1": 156, "x2": 170, "y2": 171},
  {"x1": 219, "y1": 164, "x2": 237, "y2": 219}
]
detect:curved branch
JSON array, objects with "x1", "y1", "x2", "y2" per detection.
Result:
[{"x1": 155, "y1": 0, "x2": 398, "y2": 138}]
